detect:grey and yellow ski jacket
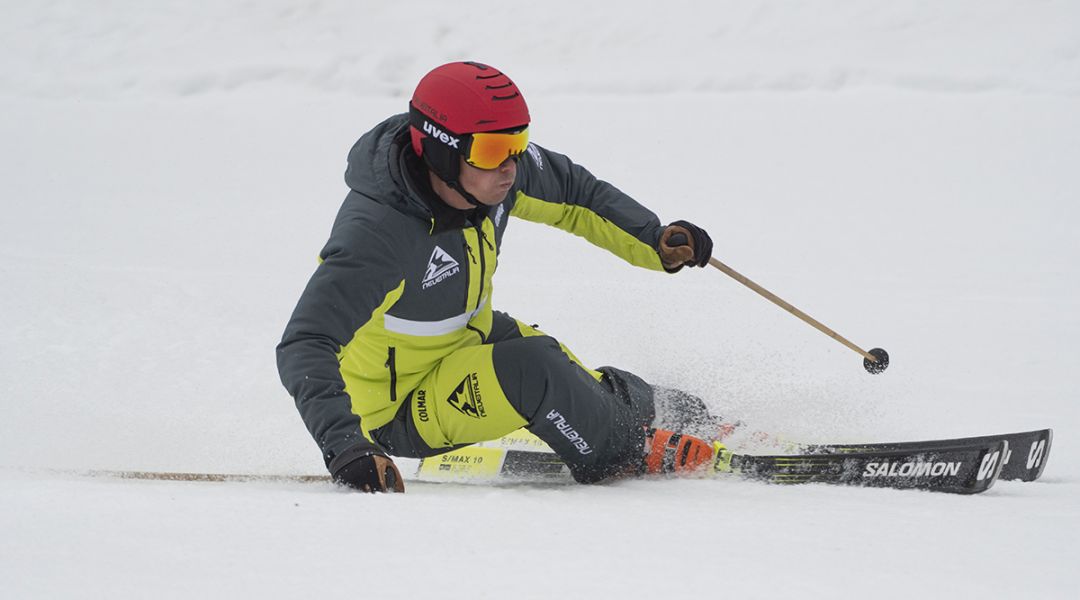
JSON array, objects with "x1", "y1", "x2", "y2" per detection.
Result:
[{"x1": 277, "y1": 113, "x2": 669, "y2": 467}]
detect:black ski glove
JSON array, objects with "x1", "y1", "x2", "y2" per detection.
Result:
[
  {"x1": 329, "y1": 443, "x2": 405, "y2": 493},
  {"x1": 658, "y1": 220, "x2": 713, "y2": 272}
]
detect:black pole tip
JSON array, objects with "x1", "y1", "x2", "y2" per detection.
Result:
[{"x1": 864, "y1": 347, "x2": 889, "y2": 374}]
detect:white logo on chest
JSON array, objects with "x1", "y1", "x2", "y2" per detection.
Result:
[
  {"x1": 422, "y1": 245, "x2": 460, "y2": 289},
  {"x1": 526, "y1": 143, "x2": 543, "y2": 170}
]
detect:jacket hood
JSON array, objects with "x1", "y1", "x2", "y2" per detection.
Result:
[{"x1": 344, "y1": 113, "x2": 432, "y2": 221}]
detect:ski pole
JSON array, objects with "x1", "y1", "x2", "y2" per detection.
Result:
[{"x1": 668, "y1": 233, "x2": 889, "y2": 373}]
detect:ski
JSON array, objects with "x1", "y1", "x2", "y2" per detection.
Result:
[
  {"x1": 713, "y1": 441, "x2": 1007, "y2": 494},
  {"x1": 61, "y1": 430, "x2": 1043, "y2": 495},
  {"x1": 417, "y1": 446, "x2": 570, "y2": 480},
  {"x1": 417, "y1": 438, "x2": 1008, "y2": 494},
  {"x1": 800, "y1": 428, "x2": 1052, "y2": 482},
  {"x1": 77, "y1": 470, "x2": 332, "y2": 484}
]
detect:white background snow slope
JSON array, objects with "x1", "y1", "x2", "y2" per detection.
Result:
[{"x1": 2, "y1": 1, "x2": 1078, "y2": 598}]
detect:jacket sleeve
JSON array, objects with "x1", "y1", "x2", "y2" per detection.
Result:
[
  {"x1": 509, "y1": 143, "x2": 667, "y2": 271},
  {"x1": 276, "y1": 201, "x2": 404, "y2": 468}
]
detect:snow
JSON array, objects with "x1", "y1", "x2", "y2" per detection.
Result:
[{"x1": 1, "y1": 1, "x2": 1077, "y2": 597}]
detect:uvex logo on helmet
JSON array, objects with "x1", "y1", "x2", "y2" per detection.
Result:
[{"x1": 421, "y1": 120, "x2": 460, "y2": 149}]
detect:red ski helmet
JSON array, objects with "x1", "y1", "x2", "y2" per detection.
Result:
[{"x1": 409, "y1": 61, "x2": 530, "y2": 188}]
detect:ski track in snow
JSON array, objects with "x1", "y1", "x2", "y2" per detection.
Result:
[{"x1": 1, "y1": 1, "x2": 1078, "y2": 598}]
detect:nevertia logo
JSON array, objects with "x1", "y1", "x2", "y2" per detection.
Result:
[
  {"x1": 526, "y1": 143, "x2": 543, "y2": 170},
  {"x1": 545, "y1": 410, "x2": 593, "y2": 455},
  {"x1": 446, "y1": 373, "x2": 485, "y2": 419},
  {"x1": 422, "y1": 246, "x2": 460, "y2": 290}
]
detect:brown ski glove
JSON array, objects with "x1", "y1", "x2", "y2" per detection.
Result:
[{"x1": 658, "y1": 220, "x2": 713, "y2": 272}]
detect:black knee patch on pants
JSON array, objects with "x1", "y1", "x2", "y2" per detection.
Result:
[{"x1": 492, "y1": 336, "x2": 655, "y2": 483}]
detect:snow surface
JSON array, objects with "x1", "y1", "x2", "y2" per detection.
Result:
[{"x1": 1, "y1": 1, "x2": 1078, "y2": 598}]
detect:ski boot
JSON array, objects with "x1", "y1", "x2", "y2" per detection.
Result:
[{"x1": 642, "y1": 428, "x2": 716, "y2": 474}]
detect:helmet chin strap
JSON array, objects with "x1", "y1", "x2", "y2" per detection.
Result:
[{"x1": 445, "y1": 178, "x2": 482, "y2": 208}]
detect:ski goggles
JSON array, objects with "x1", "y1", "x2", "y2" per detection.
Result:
[
  {"x1": 410, "y1": 105, "x2": 529, "y2": 170},
  {"x1": 463, "y1": 128, "x2": 530, "y2": 169}
]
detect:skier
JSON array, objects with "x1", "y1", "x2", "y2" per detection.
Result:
[{"x1": 277, "y1": 61, "x2": 718, "y2": 493}]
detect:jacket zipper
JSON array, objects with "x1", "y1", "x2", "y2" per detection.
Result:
[
  {"x1": 474, "y1": 224, "x2": 486, "y2": 312},
  {"x1": 463, "y1": 240, "x2": 477, "y2": 311},
  {"x1": 385, "y1": 347, "x2": 398, "y2": 402}
]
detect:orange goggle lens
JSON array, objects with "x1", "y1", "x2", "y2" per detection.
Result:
[{"x1": 466, "y1": 128, "x2": 530, "y2": 169}]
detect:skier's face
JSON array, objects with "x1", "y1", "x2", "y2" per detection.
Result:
[{"x1": 457, "y1": 156, "x2": 517, "y2": 206}]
